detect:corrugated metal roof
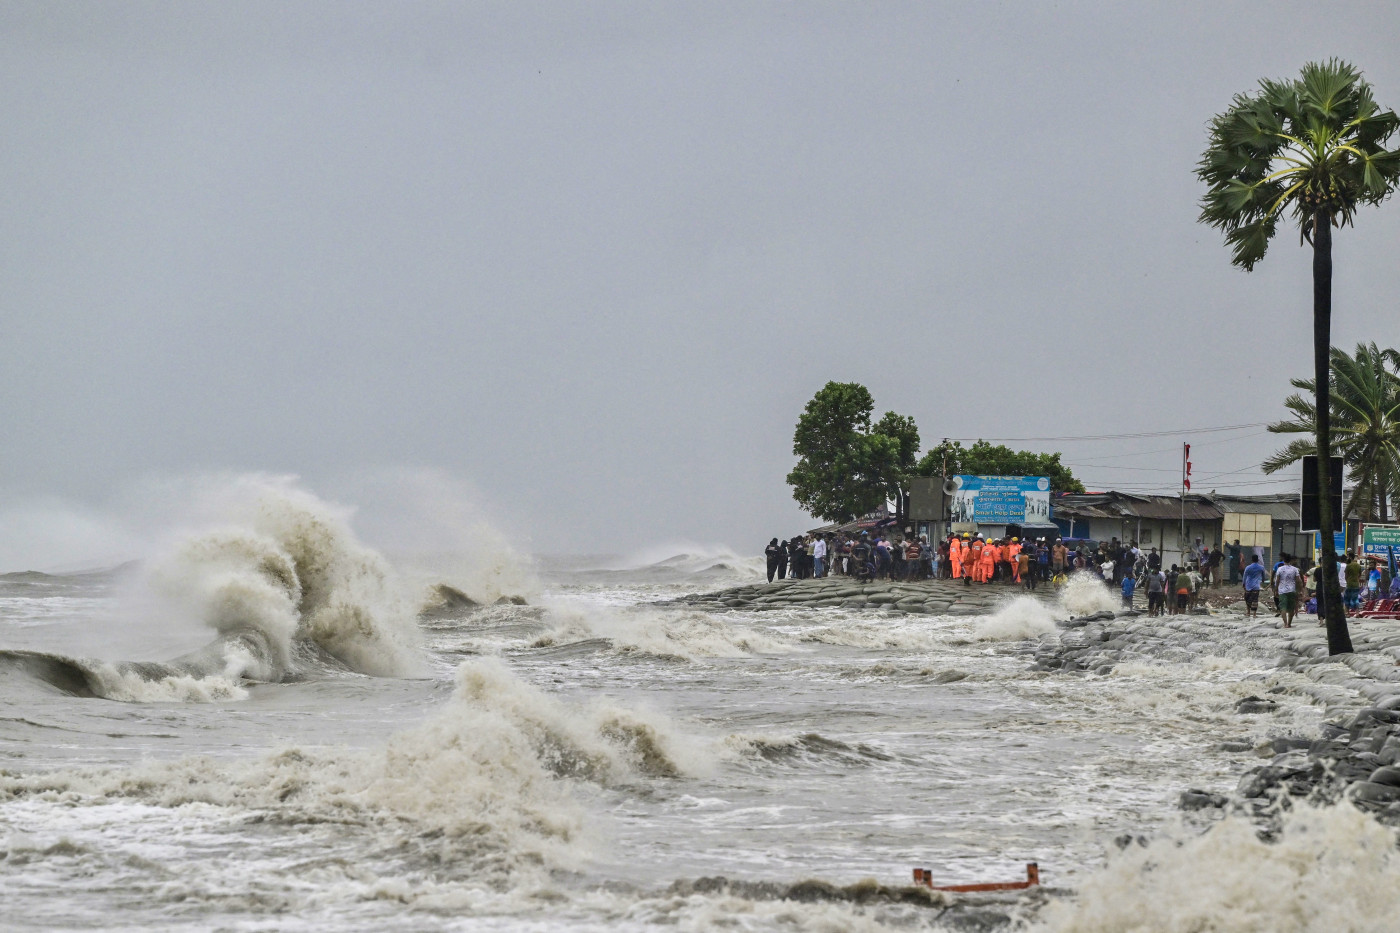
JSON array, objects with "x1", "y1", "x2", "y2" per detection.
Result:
[
  {"x1": 1205, "y1": 494, "x2": 1301, "y2": 522},
  {"x1": 1055, "y1": 493, "x2": 1222, "y2": 521}
]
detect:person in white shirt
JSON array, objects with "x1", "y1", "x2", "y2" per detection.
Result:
[
  {"x1": 1274, "y1": 553, "x2": 1302, "y2": 628},
  {"x1": 813, "y1": 536, "x2": 828, "y2": 578}
]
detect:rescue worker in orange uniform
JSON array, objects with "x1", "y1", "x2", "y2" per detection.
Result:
[
  {"x1": 979, "y1": 538, "x2": 996, "y2": 583},
  {"x1": 949, "y1": 535, "x2": 963, "y2": 580},
  {"x1": 966, "y1": 537, "x2": 984, "y2": 585},
  {"x1": 1009, "y1": 539, "x2": 1022, "y2": 584}
]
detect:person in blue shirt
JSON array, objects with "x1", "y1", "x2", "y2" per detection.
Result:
[
  {"x1": 1242, "y1": 555, "x2": 1268, "y2": 619},
  {"x1": 1120, "y1": 573, "x2": 1135, "y2": 609}
]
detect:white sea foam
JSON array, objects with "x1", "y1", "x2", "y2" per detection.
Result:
[
  {"x1": 973, "y1": 596, "x2": 1059, "y2": 641},
  {"x1": 536, "y1": 603, "x2": 792, "y2": 659},
  {"x1": 85, "y1": 661, "x2": 250, "y2": 703},
  {"x1": 1036, "y1": 802, "x2": 1400, "y2": 933},
  {"x1": 1057, "y1": 571, "x2": 1120, "y2": 616}
]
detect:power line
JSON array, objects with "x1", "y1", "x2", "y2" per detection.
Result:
[
  {"x1": 1077, "y1": 477, "x2": 1295, "y2": 491},
  {"x1": 1062, "y1": 431, "x2": 1272, "y2": 460},
  {"x1": 943, "y1": 422, "x2": 1269, "y2": 443},
  {"x1": 1195, "y1": 463, "x2": 1278, "y2": 482},
  {"x1": 1066, "y1": 463, "x2": 1186, "y2": 473}
]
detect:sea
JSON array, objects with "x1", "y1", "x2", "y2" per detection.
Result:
[{"x1": 2, "y1": 483, "x2": 1398, "y2": 931}]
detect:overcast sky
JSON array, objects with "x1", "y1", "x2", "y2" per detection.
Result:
[{"x1": 3, "y1": 1, "x2": 1399, "y2": 567}]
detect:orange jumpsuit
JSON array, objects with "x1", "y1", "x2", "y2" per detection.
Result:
[
  {"x1": 949, "y1": 539, "x2": 963, "y2": 579},
  {"x1": 968, "y1": 542, "x2": 984, "y2": 581},
  {"x1": 979, "y1": 544, "x2": 996, "y2": 583},
  {"x1": 1009, "y1": 543, "x2": 1022, "y2": 582}
]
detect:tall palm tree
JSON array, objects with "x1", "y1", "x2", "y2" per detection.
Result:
[
  {"x1": 1262, "y1": 343, "x2": 1400, "y2": 522},
  {"x1": 1198, "y1": 60, "x2": 1400, "y2": 655}
]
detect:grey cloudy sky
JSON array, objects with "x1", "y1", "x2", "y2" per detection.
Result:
[{"x1": 3, "y1": 1, "x2": 1399, "y2": 566}]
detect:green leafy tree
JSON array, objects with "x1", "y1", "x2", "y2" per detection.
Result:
[
  {"x1": 914, "y1": 440, "x2": 1085, "y2": 494},
  {"x1": 1263, "y1": 343, "x2": 1400, "y2": 522},
  {"x1": 1198, "y1": 59, "x2": 1400, "y2": 655},
  {"x1": 787, "y1": 383, "x2": 919, "y2": 523}
]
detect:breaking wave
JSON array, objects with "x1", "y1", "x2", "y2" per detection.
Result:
[
  {"x1": 1, "y1": 480, "x2": 431, "y2": 701},
  {"x1": 0, "y1": 648, "x2": 251, "y2": 702},
  {"x1": 146, "y1": 485, "x2": 422, "y2": 678},
  {"x1": 0, "y1": 658, "x2": 696, "y2": 876}
]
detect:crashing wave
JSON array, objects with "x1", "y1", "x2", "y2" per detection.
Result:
[
  {"x1": 0, "y1": 658, "x2": 694, "y2": 877},
  {"x1": 2, "y1": 485, "x2": 424, "y2": 701}
]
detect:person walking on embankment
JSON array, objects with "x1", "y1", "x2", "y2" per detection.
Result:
[
  {"x1": 1145, "y1": 567, "x2": 1165, "y2": 616},
  {"x1": 1172, "y1": 565, "x2": 1192, "y2": 615},
  {"x1": 1242, "y1": 554, "x2": 1267, "y2": 619},
  {"x1": 1274, "y1": 553, "x2": 1302, "y2": 628},
  {"x1": 1344, "y1": 552, "x2": 1364, "y2": 610}
]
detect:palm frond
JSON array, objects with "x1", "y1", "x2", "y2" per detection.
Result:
[
  {"x1": 1199, "y1": 60, "x2": 1400, "y2": 270},
  {"x1": 1262, "y1": 438, "x2": 1315, "y2": 473}
]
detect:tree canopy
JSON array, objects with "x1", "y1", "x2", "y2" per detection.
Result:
[
  {"x1": 1197, "y1": 59, "x2": 1400, "y2": 270},
  {"x1": 913, "y1": 440, "x2": 1085, "y2": 493},
  {"x1": 786, "y1": 383, "x2": 919, "y2": 524},
  {"x1": 1262, "y1": 342, "x2": 1400, "y2": 522}
]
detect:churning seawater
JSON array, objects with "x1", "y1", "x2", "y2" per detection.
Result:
[{"x1": 3, "y1": 484, "x2": 1398, "y2": 931}]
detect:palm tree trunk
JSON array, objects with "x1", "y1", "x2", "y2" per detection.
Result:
[{"x1": 1314, "y1": 211, "x2": 1352, "y2": 654}]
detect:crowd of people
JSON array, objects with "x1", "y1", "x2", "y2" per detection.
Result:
[
  {"x1": 765, "y1": 532, "x2": 935, "y2": 583},
  {"x1": 764, "y1": 532, "x2": 1400, "y2": 626},
  {"x1": 765, "y1": 530, "x2": 1156, "y2": 590}
]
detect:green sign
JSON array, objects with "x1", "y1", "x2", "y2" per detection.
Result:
[{"x1": 1361, "y1": 525, "x2": 1400, "y2": 560}]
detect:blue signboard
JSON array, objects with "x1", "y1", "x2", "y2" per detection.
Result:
[
  {"x1": 1314, "y1": 531, "x2": 1346, "y2": 553},
  {"x1": 948, "y1": 475, "x2": 1052, "y2": 525}
]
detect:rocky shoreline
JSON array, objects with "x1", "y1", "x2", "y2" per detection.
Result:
[{"x1": 1030, "y1": 610, "x2": 1400, "y2": 826}]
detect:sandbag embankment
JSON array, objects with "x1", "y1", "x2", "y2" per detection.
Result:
[{"x1": 661, "y1": 578, "x2": 1056, "y2": 616}]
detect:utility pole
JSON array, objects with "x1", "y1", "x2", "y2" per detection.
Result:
[
  {"x1": 1181, "y1": 443, "x2": 1192, "y2": 558},
  {"x1": 940, "y1": 438, "x2": 950, "y2": 540}
]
